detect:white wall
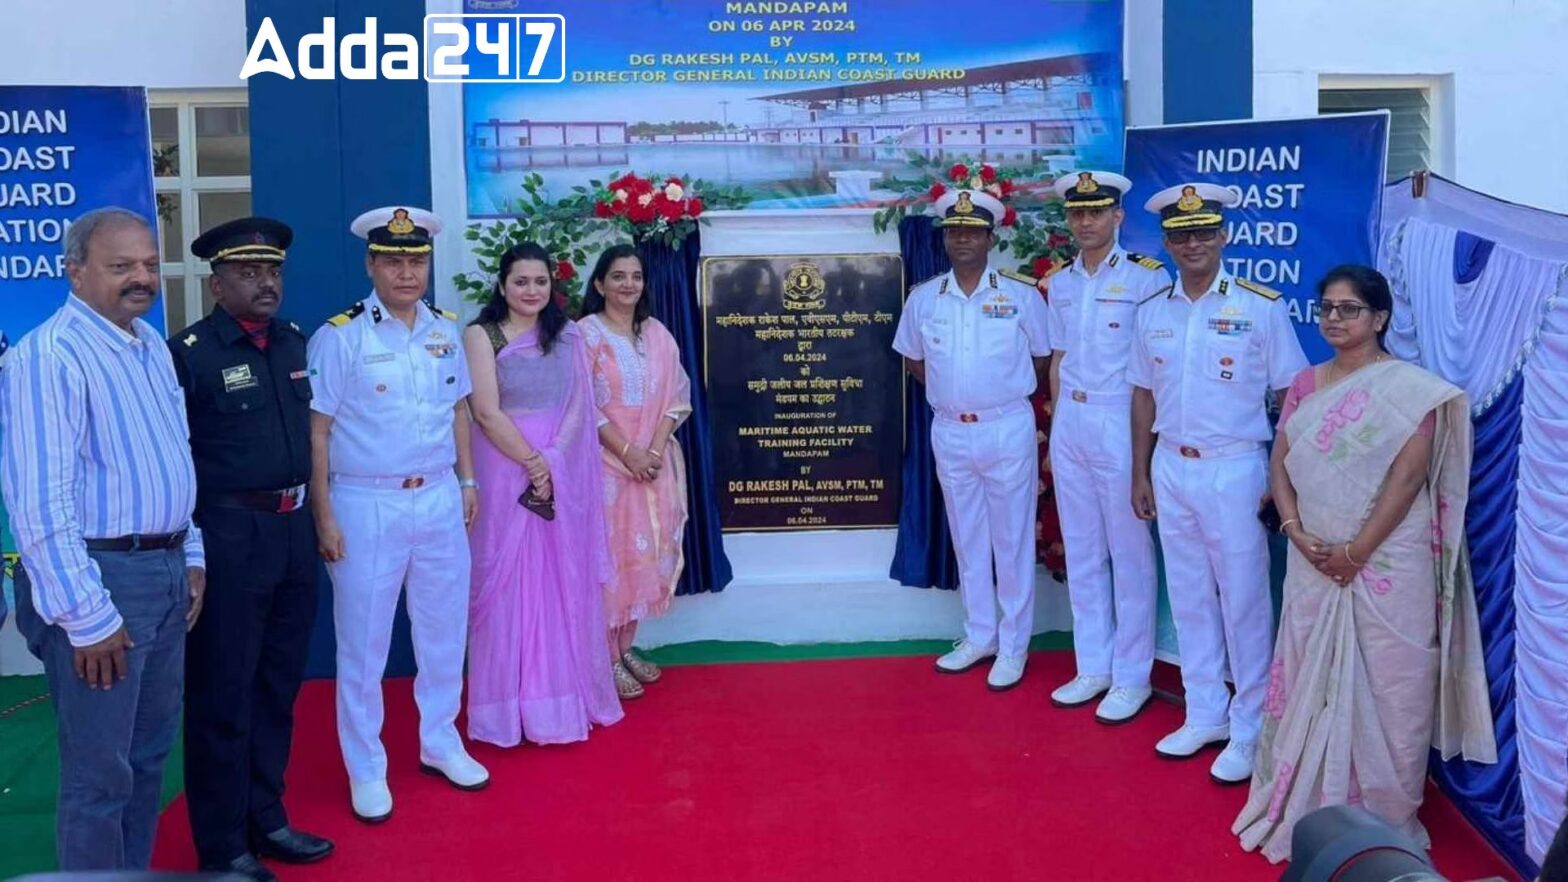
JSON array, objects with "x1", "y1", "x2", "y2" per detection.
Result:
[
  {"x1": 1253, "y1": 0, "x2": 1568, "y2": 213},
  {"x1": 0, "y1": 0, "x2": 245, "y2": 88}
]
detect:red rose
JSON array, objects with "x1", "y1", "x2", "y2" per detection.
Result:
[
  {"x1": 665, "y1": 176, "x2": 684, "y2": 187},
  {"x1": 627, "y1": 201, "x2": 657, "y2": 224},
  {"x1": 658, "y1": 198, "x2": 684, "y2": 222},
  {"x1": 979, "y1": 164, "x2": 997, "y2": 183},
  {"x1": 948, "y1": 163, "x2": 969, "y2": 182},
  {"x1": 593, "y1": 201, "x2": 612, "y2": 218},
  {"x1": 1048, "y1": 231, "x2": 1070, "y2": 249},
  {"x1": 555, "y1": 259, "x2": 575, "y2": 281},
  {"x1": 608, "y1": 173, "x2": 637, "y2": 192},
  {"x1": 1031, "y1": 256, "x2": 1054, "y2": 278},
  {"x1": 928, "y1": 182, "x2": 947, "y2": 200},
  {"x1": 1001, "y1": 206, "x2": 1018, "y2": 227},
  {"x1": 999, "y1": 179, "x2": 1017, "y2": 197},
  {"x1": 687, "y1": 197, "x2": 704, "y2": 217}
]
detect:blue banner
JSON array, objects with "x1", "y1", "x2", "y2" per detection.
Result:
[
  {"x1": 1, "y1": 85, "x2": 158, "y2": 600},
  {"x1": 1120, "y1": 112, "x2": 1389, "y2": 363}
]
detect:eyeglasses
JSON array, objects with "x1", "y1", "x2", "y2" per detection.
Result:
[
  {"x1": 1320, "y1": 301, "x2": 1372, "y2": 320},
  {"x1": 1165, "y1": 228, "x2": 1220, "y2": 245}
]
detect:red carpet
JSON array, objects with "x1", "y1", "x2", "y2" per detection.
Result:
[{"x1": 153, "y1": 652, "x2": 1517, "y2": 881}]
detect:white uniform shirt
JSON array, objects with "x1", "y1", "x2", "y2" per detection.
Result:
[
  {"x1": 893, "y1": 263, "x2": 1052, "y2": 413},
  {"x1": 307, "y1": 293, "x2": 473, "y2": 478},
  {"x1": 1046, "y1": 245, "x2": 1172, "y2": 396},
  {"x1": 1127, "y1": 271, "x2": 1307, "y2": 447}
]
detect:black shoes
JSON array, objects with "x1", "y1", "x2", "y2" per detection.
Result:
[{"x1": 252, "y1": 825, "x2": 336, "y2": 864}]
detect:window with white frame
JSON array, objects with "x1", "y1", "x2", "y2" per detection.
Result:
[
  {"x1": 150, "y1": 90, "x2": 251, "y2": 333},
  {"x1": 1319, "y1": 78, "x2": 1444, "y2": 184}
]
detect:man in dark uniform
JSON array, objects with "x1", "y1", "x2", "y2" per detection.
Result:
[{"x1": 169, "y1": 217, "x2": 333, "y2": 882}]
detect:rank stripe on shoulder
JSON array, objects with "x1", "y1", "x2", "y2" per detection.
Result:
[
  {"x1": 326, "y1": 302, "x2": 366, "y2": 327},
  {"x1": 1235, "y1": 277, "x2": 1282, "y2": 300},
  {"x1": 438, "y1": 307, "x2": 459, "y2": 321},
  {"x1": 999, "y1": 268, "x2": 1038, "y2": 286},
  {"x1": 1126, "y1": 252, "x2": 1166, "y2": 271}
]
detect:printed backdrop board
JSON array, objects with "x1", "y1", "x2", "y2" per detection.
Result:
[{"x1": 461, "y1": 0, "x2": 1125, "y2": 215}]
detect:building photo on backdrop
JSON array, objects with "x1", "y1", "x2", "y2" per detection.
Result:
[{"x1": 1, "y1": 1, "x2": 1567, "y2": 881}]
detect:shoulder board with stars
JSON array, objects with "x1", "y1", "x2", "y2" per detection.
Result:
[
  {"x1": 1141, "y1": 285, "x2": 1173, "y2": 306},
  {"x1": 999, "y1": 268, "x2": 1037, "y2": 286},
  {"x1": 1125, "y1": 252, "x2": 1166, "y2": 271},
  {"x1": 326, "y1": 302, "x2": 366, "y2": 327},
  {"x1": 1235, "y1": 278, "x2": 1282, "y2": 300}
]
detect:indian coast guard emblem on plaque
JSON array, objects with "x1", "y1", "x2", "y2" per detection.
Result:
[{"x1": 783, "y1": 261, "x2": 826, "y2": 311}]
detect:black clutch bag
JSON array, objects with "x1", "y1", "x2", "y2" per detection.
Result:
[{"x1": 518, "y1": 487, "x2": 556, "y2": 521}]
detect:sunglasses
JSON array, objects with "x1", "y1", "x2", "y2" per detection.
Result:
[
  {"x1": 1165, "y1": 228, "x2": 1220, "y2": 245},
  {"x1": 1320, "y1": 300, "x2": 1374, "y2": 320}
]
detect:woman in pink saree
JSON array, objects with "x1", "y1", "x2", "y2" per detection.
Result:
[
  {"x1": 578, "y1": 244, "x2": 692, "y2": 700},
  {"x1": 1234, "y1": 265, "x2": 1496, "y2": 861},
  {"x1": 461, "y1": 242, "x2": 623, "y2": 745}
]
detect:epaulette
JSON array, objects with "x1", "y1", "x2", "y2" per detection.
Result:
[
  {"x1": 999, "y1": 269, "x2": 1038, "y2": 286},
  {"x1": 1140, "y1": 285, "x2": 1172, "y2": 306},
  {"x1": 181, "y1": 332, "x2": 199, "y2": 347},
  {"x1": 1235, "y1": 278, "x2": 1282, "y2": 300},
  {"x1": 438, "y1": 307, "x2": 459, "y2": 321},
  {"x1": 326, "y1": 302, "x2": 366, "y2": 327},
  {"x1": 1126, "y1": 252, "x2": 1165, "y2": 271}
]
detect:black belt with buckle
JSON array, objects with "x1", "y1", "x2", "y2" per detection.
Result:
[
  {"x1": 202, "y1": 484, "x2": 308, "y2": 514},
  {"x1": 84, "y1": 530, "x2": 189, "y2": 552}
]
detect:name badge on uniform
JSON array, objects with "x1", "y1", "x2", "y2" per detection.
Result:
[
  {"x1": 982, "y1": 295, "x2": 1018, "y2": 319},
  {"x1": 1148, "y1": 328, "x2": 1174, "y2": 339},
  {"x1": 222, "y1": 364, "x2": 259, "y2": 392},
  {"x1": 364, "y1": 352, "x2": 396, "y2": 365},
  {"x1": 289, "y1": 369, "x2": 312, "y2": 380},
  {"x1": 1208, "y1": 317, "x2": 1253, "y2": 336}
]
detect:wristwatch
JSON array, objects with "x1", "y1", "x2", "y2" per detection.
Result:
[{"x1": 458, "y1": 478, "x2": 479, "y2": 489}]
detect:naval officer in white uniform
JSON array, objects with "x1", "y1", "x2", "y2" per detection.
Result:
[
  {"x1": 1043, "y1": 171, "x2": 1170, "y2": 724},
  {"x1": 1128, "y1": 183, "x2": 1307, "y2": 784},
  {"x1": 893, "y1": 186, "x2": 1053, "y2": 691},
  {"x1": 307, "y1": 206, "x2": 489, "y2": 822}
]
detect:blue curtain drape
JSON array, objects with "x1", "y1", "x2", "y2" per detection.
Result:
[
  {"x1": 637, "y1": 233, "x2": 734, "y2": 596},
  {"x1": 1432, "y1": 372, "x2": 1532, "y2": 877},
  {"x1": 888, "y1": 216, "x2": 958, "y2": 590}
]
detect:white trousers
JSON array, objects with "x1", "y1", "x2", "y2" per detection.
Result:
[
  {"x1": 1049, "y1": 397, "x2": 1158, "y2": 688},
  {"x1": 930, "y1": 404, "x2": 1039, "y2": 658},
  {"x1": 328, "y1": 474, "x2": 471, "y2": 783},
  {"x1": 1152, "y1": 444, "x2": 1274, "y2": 744}
]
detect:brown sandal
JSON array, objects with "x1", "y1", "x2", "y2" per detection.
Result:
[
  {"x1": 621, "y1": 650, "x2": 662, "y2": 684},
  {"x1": 612, "y1": 661, "x2": 644, "y2": 699}
]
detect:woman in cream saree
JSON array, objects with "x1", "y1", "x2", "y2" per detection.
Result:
[{"x1": 1233, "y1": 265, "x2": 1496, "y2": 862}]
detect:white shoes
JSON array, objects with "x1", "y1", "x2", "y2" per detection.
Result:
[
  {"x1": 1095, "y1": 686, "x2": 1153, "y2": 725},
  {"x1": 419, "y1": 749, "x2": 491, "y2": 791},
  {"x1": 1154, "y1": 723, "x2": 1231, "y2": 759},
  {"x1": 350, "y1": 778, "x2": 393, "y2": 824},
  {"x1": 1050, "y1": 674, "x2": 1112, "y2": 708},
  {"x1": 1209, "y1": 740, "x2": 1257, "y2": 785},
  {"x1": 934, "y1": 639, "x2": 997, "y2": 674},
  {"x1": 986, "y1": 654, "x2": 1028, "y2": 691}
]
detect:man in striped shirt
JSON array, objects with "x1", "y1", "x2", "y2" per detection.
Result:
[{"x1": 0, "y1": 207, "x2": 207, "y2": 871}]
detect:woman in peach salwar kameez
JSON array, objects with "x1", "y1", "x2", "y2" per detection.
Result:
[{"x1": 578, "y1": 244, "x2": 692, "y2": 701}]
